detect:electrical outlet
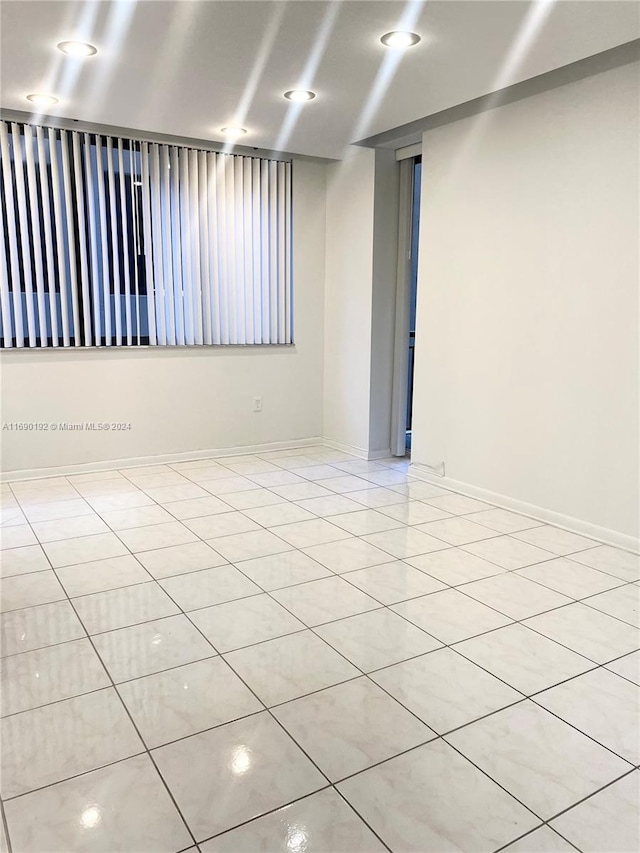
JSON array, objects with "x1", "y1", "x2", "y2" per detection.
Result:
[{"x1": 253, "y1": 396, "x2": 263, "y2": 413}]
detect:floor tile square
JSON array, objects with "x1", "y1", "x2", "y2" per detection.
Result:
[
  {"x1": 99, "y1": 504, "x2": 175, "y2": 531},
  {"x1": 516, "y1": 557, "x2": 624, "y2": 599},
  {"x1": 550, "y1": 770, "x2": 640, "y2": 853},
  {"x1": 446, "y1": 700, "x2": 631, "y2": 819},
  {"x1": 423, "y1": 494, "x2": 490, "y2": 515},
  {"x1": 235, "y1": 551, "x2": 332, "y2": 590},
  {"x1": 0, "y1": 525, "x2": 38, "y2": 549},
  {"x1": 4, "y1": 753, "x2": 193, "y2": 853},
  {"x1": 535, "y1": 668, "x2": 640, "y2": 763},
  {"x1": 316, "y1": 608, "x2": 442, "y2": 671},
  {"x1": 136, "y1": 540, "x2": 228, "y2": 579},
  {"x1": 379, "y1": 501, "x2": 452, "y2": 525},
  {"x1": 512, "y1": 525, "x2": 599, "y2": 556},
  {"x1": 583, "y1": 583, "x2": 639, "y2": 626},
  {"x1": 348, "y1": 487, "x2": 409, "y2": 508},
  {"x1": 569, "y1": 546, "x2": 640, "y2": 582},
  {"x1": 463, "y1": 535, "x2": 555, "y2": 569},
  {"x1": 454, "y1": 623, "x2": 594, "y2": 694},
  {"x1": 461, "y1": 573, "x2": 572, "y2": 620},
  {"x1": 393, "y1": 588, "x2": 512, "y2": 644},
  {"x1": 144, "y1": 483, "x2": 211, "y2": 503},
  {"x1": 204, "y1": 476, "x2": 263, "y2": 497},
  {"x1": 295, "y1": 494, "x2": 365, "y2": 516},
  {"x1": 343, "y1": 561, "x2": 447, "y2": 604},
  {"x1": 416, "y1": 516, "x2": 498, "y2": 545},
  {"x1": 92, "y1": 614, "x2": 215, "y2": 682},
  {"x1": 0, "y1": 600, "x2": 85, "y2": 657},
  {"x1": 224, "y1": 630, "x2": 359, "y2": 706},
  {"x1": 329, "y1": 508, "x2": 405, "y2": 535},
  {"x1": 159, "y1": 566, "x2": 261, "y2": 612},
  {"x1": 0, "y1": 544, "x2": 50, "y2": 578},
  {"x1": 463, "y1": 508, "x2": 543, "y2": 534},
  {"x1": 162, "y1": 494, "x2": 233, "y2": 519},
  {"x1": 524, "y1": 603, "x2": 640, "y2": 663},
  {"x1": 303, "y1": 538, "x2": 394, "y2": 573},
  {"x1": 1, "y1": 687, "x2": 143, "y2": 798},
  {"x1": 605, "y1": 650, "x2": 640, "y2": 685},
  {"x1": 294, "y1": 464, "x2": 346, "y2": 480},
  {"x1": 406, "y1": 547, "x2": 507, "y2": 585},
  {"x1": 207, "y1": 529, "x2": 292, "y2": 562},
  {"x1": 73, "y1": 581, "x2": 180, "y2": 634},
  {"x1": 118, "y1": 657, "x2": 262, "y2": 748},
  {"x1": 360, "y1": 469, "x2": 409, "y2": 487},
  {"x1": 43, "y1": 532, "x2": 128, "y2": 568},
  {"x1": 85, "y1": 491, "x2": 156, "y2": 512},
  {"x1": 22, "y1": 498, "x2": 95, "y2": 523},
  {"x1": 242, "y1": 503, "x2": 316, "y2": 527},
  {"x1": 321, "y1": 475, "x2": 372, "y2": 493},
  {"x1": 152, "y1": 712, "x2": 325, "y2": 840},
  {"x1": 56, "y1": 554, "x2": 151, "y2": 598},
  {"x1": 273, "y1": 518, "x2": 351, "y2": 548},
  {"x1": 372, "y1": 647, "x2": 522, "y2": 733},
  {"x1": 270, "y1": 482, "x2": 334, "y2": 501},
  {"x1": 190, "y1": 593, "x2": 305, "y2": 652},
  {"x1": 362, "y1": 527, "x2": 450, "y2": 559},
  {"x1": 273, "y1": 677, "x2": 434, "y2": 781},
  {"x1": 32, "y1": 514, "x2": 109, "y2": 543},
  {"x1": 247, "y1": 470, "x2": 305, "y2": 488},
  {"x1": 116, "y1": 521, "x2": 198, "y2": 553},
  {"x1": 271, "y1": 576, "x2": 380, "y2": 626},
  {"x1": 502, "y1": 827, "x2": 575, "y2": 852},
  {"x1": 218, "y1": 488, "x2": 285, "y2": 510},
  {"x1": 389, "y1": 482, "x2": 450, "y2": 500},
  {"x1": 0, "y1": 571, "x2": 66, "y2": 613},
  {"x1": 337, "y1": 739, "x2": 538, "y2": 852},
  {"x1": 1, "y1": 638, "x2": 109, "y2": 716},
  {"x1": 200, "y1": 788, "x2": 386, "y2": 853},
  {"x1": 183, "y1": 511, "x2": 261, "y2": 538}
]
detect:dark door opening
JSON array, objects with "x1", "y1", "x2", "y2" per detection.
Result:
[{"x1": 406, "y1": 156, "x2": 421, "y2": 453}]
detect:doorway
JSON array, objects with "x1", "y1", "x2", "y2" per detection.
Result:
[{"x1": 390, "y1": 152, "x2": 422, "y2": 457}]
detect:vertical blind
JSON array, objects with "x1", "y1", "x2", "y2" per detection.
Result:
[{"x1": 0, "y1": 120, "x2": 293, "y2": 348}]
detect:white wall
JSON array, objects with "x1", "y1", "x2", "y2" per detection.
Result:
[
  {"x1": 323, "y1": 147, "x2": 376, "y2": 454},
  {"x1": 0, "y1": 160, "x2": 327, "y2": 475},
  {"x1": 412, "y1": 62, "x2": 639, "y2": 543}
]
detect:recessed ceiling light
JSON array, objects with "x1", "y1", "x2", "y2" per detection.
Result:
[
  {"x1": 220, "y1": 126, "x2": 248, "y2": 138},
  {"x1": 57, "y1": 40, "x2": 98, "y2": 57},
  {"x1": 284, "y1": 90, "x2": 316, "y2": 102},
  {"x1": 26, "y1": 94, "x2": 59, "y2": 107},
  {"x1": 380, "y1": 31, "x2": 421, "y2": 48}
]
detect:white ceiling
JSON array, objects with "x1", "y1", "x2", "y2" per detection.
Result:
[{"x1": 1, "y1": 1, "x2": 638, "y2": 159}]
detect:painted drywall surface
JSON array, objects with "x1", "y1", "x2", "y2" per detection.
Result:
[
  {"x1": 412, "y1": 62, "x2": 639, "y2": 539},
  {"x1": 369, "y1": 147, "x2": 400, "y2": 455},
  {"x1": 0, "y1": 159, "x2": 327, "y2": 473},
  {"x1": 323, "y1": 147, "x2": 376, "y2": 454}
]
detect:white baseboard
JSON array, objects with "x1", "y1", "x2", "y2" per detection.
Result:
[
  {"x1": 410, "y1": 463, "x2": 640, "y2": 555},
  {"x1": 321, "y1": 438, "x2": 393, "y2": 462},
  {"x1": 1, "y1": 437, "x2": 324, "y2": 482}
]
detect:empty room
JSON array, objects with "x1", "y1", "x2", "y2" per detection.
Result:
[{"x1": 0, "y1": 1, "x2": 638, "y2": 852}]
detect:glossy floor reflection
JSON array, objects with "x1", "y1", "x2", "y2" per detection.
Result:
[{"x1": 0, "y1": 446, "x2": 639, "y2": 852}]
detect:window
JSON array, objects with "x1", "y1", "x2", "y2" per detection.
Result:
[{"x1": 0, "y1": 121, "x2": 292, "y2": 348}]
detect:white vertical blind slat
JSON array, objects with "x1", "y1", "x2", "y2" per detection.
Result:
[
  {"x1": 0, "y1": 122, "x2": 24, "y2": 346},
  {"x1": 68, "y1": 131, "x2": 87, "y2": 345},
  {"x1": 189, "y1": 149, "x2": 204, "y2": 345},
  {"x1": 160, "y1": 146, "x2": 176, "y2": 345},
  {"x1": 36, "y1": 127, "x2": 59, "y2": 346},
  {"x1": 94, "y1": 135, "x2": 112, "y2": 345},
  {"x1": 11, "y1": 124, "x2": 37, "y2": 346},
  {"x1": 169, "y1": 146, "x2": 184, "y2": 345},
  {"x1": 23, "y1": 126, "x2": 48, "y2": 345},
  {"x1": 284, "y1": 160, "x2": 292, "y2": 343},
  {"x1": 234, "y1": 156, "x2": 247, "y2": 345},
  {"x1": 83, "y1": 133, "x2": 102, "y2": 345},
  {"x1": 131, "y1": 140, "x2": 141, "y2": 344},
  {"x1": 106, "y1": 137, "x2": 123, "y2": 346},
  {"x1": 149, "y1": 144, "x2": 167, "y2": 345},
  {"x1": 198, "y1": 150, "x2": 212, "y2": 345},
  {"x1": 117, "y1": 139, "x2": 133, "y2": 345},
  {"x1": 178, "y1": 147, "x2": 194, "y2": 344},
  {"x1": 207, "y1": 152, "x2": 221, "y2": 344},
  {"x1": 277, "y1": 161, "x2": 286, "y2": 344},
  {"x1": 140, "y1": 142, "x2": 157, "y2": 345},
  {"x1": 0, "y1": 175, "x2": 12, "y2": 346}
]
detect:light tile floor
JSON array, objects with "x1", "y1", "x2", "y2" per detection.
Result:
[{"x1": 0, "y1": 444, "x2": 639, "y2": 852}]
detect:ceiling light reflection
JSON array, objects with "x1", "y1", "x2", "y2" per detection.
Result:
[
  {"x1": 57, "y1": 41, "x2": 98, "y2": 57},
  {"x1": 230, "y1": 744, "x2": 252, "y2": 775}
]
